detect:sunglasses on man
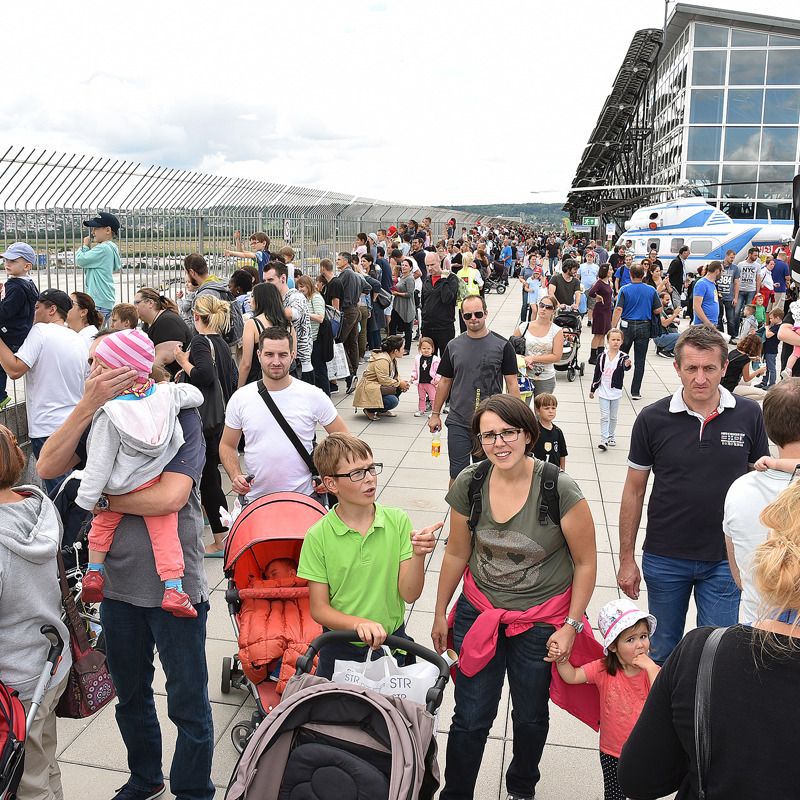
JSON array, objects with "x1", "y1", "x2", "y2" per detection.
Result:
[{"x1": 462, "y1": 310, "x2": 485, "y2": 320}]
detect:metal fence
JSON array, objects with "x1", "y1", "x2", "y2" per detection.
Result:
[{"x1": 0, "y1": 145, "x2": 515, "y2": 437}]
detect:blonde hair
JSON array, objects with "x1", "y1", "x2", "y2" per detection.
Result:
[
  {"x1": 193, "y1": 293, "x2": 230, "y2": 334},
  {"x1": 753, "y1": 481, "x2": 800, "y2": 649},
  {"x1": 462, "y1": 251, "x2": 475, "y2": 269}
]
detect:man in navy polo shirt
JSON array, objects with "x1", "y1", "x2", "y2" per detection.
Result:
[
  {"x1": 770, "y1": 250, "x2": 790, "y2": 311},
  {"x1": 611, "y1": 264, "x2": 662, "y2": 400},
  {"x1": 616, "y1": 325, "x2": 769, "y2": 664},
  {"x1": 692, "y1": 260, "x2": 721, "y2": 327}
]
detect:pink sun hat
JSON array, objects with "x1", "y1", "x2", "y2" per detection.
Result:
[{"x1": 93, "y1": 329, "x2": 155, "y2": 381}]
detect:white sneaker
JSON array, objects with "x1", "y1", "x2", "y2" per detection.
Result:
[
  {"x1": 414, "y1": 410, "x2": 427, "y2": 417},
  {"x1": 781, "y1": 369, "x2": 792, "y2": 380},
  {"x1": 607, "y1": 438, "x2": 616, "y2": 447}
]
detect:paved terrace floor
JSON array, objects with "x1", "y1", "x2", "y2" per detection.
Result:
[{"x1": 55, "y1": 283, "x2": 702, "y2": 799}]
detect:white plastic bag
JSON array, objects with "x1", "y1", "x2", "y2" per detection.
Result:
[
  {"x1": 332, "y1": 646, "x2": 439, "y2": 708},
  {"x1": 327, "y1": 342, "x2": 350, "y2": 381}
]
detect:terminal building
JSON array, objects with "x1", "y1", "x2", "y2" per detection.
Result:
[{"x1": 564, "y1": 4, "x2": 800, "y2": 229}]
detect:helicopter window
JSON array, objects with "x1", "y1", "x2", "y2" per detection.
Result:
[
  {"x1": 762, "y1": 127, "x2": 798, "y2": 162},
  {"x1": 670, "y1": 239, "x2": 686, "y2": 254},
  {"x1": 720, "y1": 201, "x2": 755, "y2": 219},
  {"x1": 729, "y1": 50, "x2": 767, "y2": 85},
  {"x1": 764, "y1": 89, "x2": 800, "y2": 124},
  {"x1": 647, "y1": 239, "x2": 660, "y2": 253},
  {"x1": 692, "y1": 241, "x2": 714, "y2": 255}
]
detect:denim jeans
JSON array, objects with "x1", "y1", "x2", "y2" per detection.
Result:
[
  {"x1": 30, "y1": 437, "x2": 70, "y2": 497},
  {"x1": 598, "y1": 397, "x2": 620, "y2": 442},
  {"x1": 547, "y1": 256, "x2": 559, "y2": 276},
  {"x1": 366, "y1": 391, "x2": 399, "y2": 414},
  {"x1": 764, "y1": 352, "x2": 777, "y2": 387},
  {"x1": 734, "y1": 290, "x2": 755, "y2": 334},
  {"x1": 652, "y1": 331, "x2": 679, "y2": 352},
  {"x1": 441, "y1": 595, "x2": 554, "y2": 800},
  {"x1": 621, "y1": 319, "x2": 651, "y2": 395},
  {"x1": 720, "y1": 299, "x2": 737, "y2": 336},
  {"x1": 642, "y1": 552, "x2": 740, "y2": 665},
  {"x1": 100, "y1": 599, "x2": 215, "y2": 800}
]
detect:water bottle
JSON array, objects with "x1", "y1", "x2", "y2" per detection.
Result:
[{"x1": 431, "y1": 430, "x2": 441, "y2": 457}]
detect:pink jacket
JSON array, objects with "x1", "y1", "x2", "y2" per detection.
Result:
[
  {"x1": 448, "y1": 569, "x2": 603, "y2": 731},
  {"x1": 410, "y1": 353, "x2": 440, "y2": 385}
]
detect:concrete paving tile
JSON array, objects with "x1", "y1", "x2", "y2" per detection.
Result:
[
  {"x1": 377, "y1": 486, "x2": 451, "y2": 514},
  {"x1": 388, "y1": 467, "x2": 452, "y2": 490},
  {"x1": 399, "y1": 451, "x2": 451, "y2": 471},
  {"x1": 59, "y1": 762, "x2": 138, "y2": 799}
]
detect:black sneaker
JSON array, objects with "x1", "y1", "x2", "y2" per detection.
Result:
[
  {"x1": 656, "y1": 348, "x2": 672, "y2": 359},
  {"x1": 631, "y1": 393, "x2": 642, "y2": 400},
  {"x1": 111, "y1": 783, "x2": 166, "y2": 800}
]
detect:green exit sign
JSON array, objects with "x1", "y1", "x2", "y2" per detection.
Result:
[{"x1": 582, "y1": 216, "x2": 599, "y2": 226}]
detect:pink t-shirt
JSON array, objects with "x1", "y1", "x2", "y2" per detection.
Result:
[{"x1": 582, "y1": 658, "x2": 652, "y2": 757}]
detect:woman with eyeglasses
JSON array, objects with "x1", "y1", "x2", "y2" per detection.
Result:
[
  {"x1": 432, "y1": 394, "x2": 596, "y2": 800},
  {"x1": 511, "y1": 297, "x2": 564, "y2": 401},
  {"x1": 135, "y1": 288, "x2": 191, "y2": 378},
  {"x1": 67, "y1": 291, "x2": 104, "y2": 343},
  {"x1": 587, "y1": 263, "x2": 614, "y2": 364}
]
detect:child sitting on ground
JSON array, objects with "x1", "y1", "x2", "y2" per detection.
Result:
[
  {"x1": 298, "y1": 433, "x2": 440, "y2": 678},
  {"x1": 78, "y1": 329, "x2": 204, "y2": 617},
  {"x1": 550, "y1": 599, "x2": 660, "y2": 800},
  {"x1": 0, "y1": 243, "x2": 39, "y2": 410},
  {"x1": 589, "y1": 328, "x2": 631, "y2": 451},
  {"x1": 409, "y1": 337, "x2": 440, "y2": 418},
  {"x1": 532, "y1": 393, "x2": 567, "y2": 469}
]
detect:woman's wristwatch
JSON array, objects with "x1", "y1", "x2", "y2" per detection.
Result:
[{"x1": 564, "y1": 616, "x2": 584, "y2": 634}]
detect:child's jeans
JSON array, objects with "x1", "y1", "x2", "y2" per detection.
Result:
[
  {"x1": 417, "y1": 382, "x2": 436, "y2": 412},
  {"x1": 0, "y1": 342, "x2": 21, "y2": 400},
  {"x1": 88, "y1": 477, "x2": 184, "y2": 580},
  {"x1": 765, "y1": 352, "x2": 777, "y2": 386},
  {"x1": 599, "y1": 397, "x2": 620, "y2": 443}
]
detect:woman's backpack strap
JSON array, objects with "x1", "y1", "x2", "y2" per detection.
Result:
[
  {"x1": 538, "y1": 460, "x2": 561, "y2": 527},
  {"x1": 467, "y1": 460, "x2": 492, "y2": 548}
]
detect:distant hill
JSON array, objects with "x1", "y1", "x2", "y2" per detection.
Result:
[{"x1": 439, "y1": 203, "x2": 566, "y2": 226}]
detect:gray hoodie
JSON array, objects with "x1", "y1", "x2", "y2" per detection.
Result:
[{"x1": 0, "y1": 486, "x2": 71, "y2": 700}]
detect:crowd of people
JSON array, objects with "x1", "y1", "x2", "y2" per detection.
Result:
[{"x1": 3, "y1": 211, "x2": 800, "y2": 800}]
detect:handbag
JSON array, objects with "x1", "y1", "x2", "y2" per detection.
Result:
[
  {"x1": 176, "y1": 336, "x2": 227, "y2": 436},
  {"x1": 55, "y1": 552, "x2": 116, "y2": 718},
  {"x1": 694, "y1": 626, "x2": 728, "y2": 800},
  {"x1": 327, "y1": 341, "x2": 350, "y2": 381}
]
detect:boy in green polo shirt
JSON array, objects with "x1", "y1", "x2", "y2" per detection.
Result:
[{"x1": 298, "y1": 432, "x2": 440, "y2": 679}]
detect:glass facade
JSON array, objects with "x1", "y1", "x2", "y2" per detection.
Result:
[{"x1": 647, "y1": 18, "x2": 800, "y2": 219}]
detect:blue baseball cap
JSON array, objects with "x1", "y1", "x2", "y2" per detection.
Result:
[
  {"x1": 83, "y1": 212, "x2": 120, "y2": 234},
  {"x1": 2, "y1": 242, "x2": 36, "y2": 263}
]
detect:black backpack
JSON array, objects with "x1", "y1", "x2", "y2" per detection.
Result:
[
  {"x1": 467, "y1": 458, "x2": 561, "y2": 547},
  {"x1": 198, "y1": 286, "x2": 244, "y2": 346}
]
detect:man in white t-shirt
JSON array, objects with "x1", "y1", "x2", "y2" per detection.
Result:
[
  {"x1": 219, "y1": 325, "x2": 348, "y2": 500},
  {"x1": 724, "y1": 379, "x2": 800, "y2": 622},
  {"x1": 0, "y1": 288, "x2": 90, "y2": 493}
]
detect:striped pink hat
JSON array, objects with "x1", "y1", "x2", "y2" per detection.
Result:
[{"x1": 94, "y1": 329, "x2": 155, "y2": 380}]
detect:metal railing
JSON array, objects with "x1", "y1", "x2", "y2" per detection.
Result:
[{"x1": 0, "y1": 145, "x2": 515, "y2": 437}]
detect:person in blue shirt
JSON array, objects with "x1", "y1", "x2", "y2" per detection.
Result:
[
  {"x1": 692, "y1": 261, "x2": 721, "y2": 327},
  {"x1": 611, "y1": 264, "x2": 662, "y2": 400},
  {"x1": 499, "y1": 238, "x2": 513, "y2": 286},
  {"x1": 224, "y1": 231, "x2": 270, "y2": 280},
  {"x1": 614, "y1": 253, "x2": 633, "y2": 293},
  {"x1": 769, "y1": 252, "x2": 791, "y2": 311}
]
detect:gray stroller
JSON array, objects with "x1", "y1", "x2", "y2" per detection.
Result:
[{"x1": 225, "y1": 631, "x2": 449, "y2": 800}]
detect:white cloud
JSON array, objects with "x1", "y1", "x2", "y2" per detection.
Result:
[{"x1": 1, "y1": 0, "x2": 797, "y2": 205}]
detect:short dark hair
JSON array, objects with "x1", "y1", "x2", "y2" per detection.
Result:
[
  {"x1": 674, "y1": 324, "x2": 728, "y2": 367},
  {"x1": 706, "y1": 260, "x2": 722, "y2": 275},
  {"x1": 562, "y1": 258, "x2": 578, "y2": 272},
  {"x1": 630, "y1": 264, "x2": 644, "y2": 279},
  {"x1": 229, "y1": 269, "x2": 253, "y2": 294},
  {"x1": 461, "y1": 294, "x2": 487, "y2": 312},
  {"x1": 679, "y1": 246, "x2": 690, "y2": 256},
  {"x1": 264, "y1": 260, "x2": 289, "y2": 280},
  {"x1": 361, "y1": 253, "x2": 374, "y2": 265},
  {"x1": 390, "y1": 248, "x2": 403, "y2": 261},
  {"x1": 258, "y1": 324, "x2": 293, "y2": 350},
  {"x1": 471, "y1": 395, "x2": 539, "y2": 459},
  {"x1": 763, "y1": 379, "x2": 800, "y2": 447},
  {"x1": 184, "y1": 253, "x2": 208, "y2": 276}
]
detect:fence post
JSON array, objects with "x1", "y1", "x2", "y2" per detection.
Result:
[
  {"x1": 199, "y1": 214, "x2": 204, "y2": 254},
  {"x1": 300, "y1": 215, "x2": 306, "y2": 271}
]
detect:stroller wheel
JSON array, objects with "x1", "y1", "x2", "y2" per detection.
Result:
[
  {"x1": 496, "y1": 284, "x2": 507, "y2": 295},
  {"x1": 231, "y1": 722, "x2": 252, "y2": 754},
  {"x1": 567, "y1": 367, "x2": 576, "y2": 382},
  {"x1": 221, "y1": 656, "x2": 232, "y2": 694}
]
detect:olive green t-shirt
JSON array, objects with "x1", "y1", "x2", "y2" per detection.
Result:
[
  {"x1": 297, "y1": 503, "x2": 413, "y2": 635},
  {"x1": 446, "y1": 460, "x2": 584, "y2": 610}
]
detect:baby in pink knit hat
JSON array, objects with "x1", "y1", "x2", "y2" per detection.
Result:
[{"x1": 78, "y1": 329, "x2": 204, "y2": 618}]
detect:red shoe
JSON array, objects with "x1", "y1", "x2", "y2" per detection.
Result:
[
  {"x1": 162, "y1": 588, "x2": 197, "y2": 618},
  {"x1": 81, "y1": 570, "x2": 105, "y2": 603}
]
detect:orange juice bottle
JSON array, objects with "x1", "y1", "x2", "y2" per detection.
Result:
[{"x1": 431, "y1": 431, "x2": 441, "y2": 457}]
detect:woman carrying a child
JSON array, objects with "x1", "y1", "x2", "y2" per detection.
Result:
[
  {"x1": 620, "y1": 479, "x2": 800, "y2": 798},
  {"x1": 352, "y1": 335, "x2": 409, "y2": 421},
  {"x1": 432, "y1": 394, "x2": 596, "y2": 800}
]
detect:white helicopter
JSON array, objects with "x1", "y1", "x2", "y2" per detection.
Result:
[{"x1": 564, "y1": 177, "x2": 800, "y2": 272}]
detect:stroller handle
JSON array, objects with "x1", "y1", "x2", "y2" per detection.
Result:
[
  {"x1": 40, "y1": 624, "x2": 64, "y2": 669},
  {"x1": 296, "y1": 631, "x2": 450, "y2": 715}
]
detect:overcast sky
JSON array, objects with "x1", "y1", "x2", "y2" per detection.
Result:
[{"x1": 3, "y1": 0, "x2": 797, "y2": 206}]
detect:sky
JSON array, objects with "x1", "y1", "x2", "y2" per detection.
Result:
[{"x1": 2, "y1": 0, "x2": 797, "y2": 206}]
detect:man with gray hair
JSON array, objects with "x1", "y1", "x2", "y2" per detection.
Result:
[{"x1": 421, "y1": 250, "x2": 459, "y2": 355}]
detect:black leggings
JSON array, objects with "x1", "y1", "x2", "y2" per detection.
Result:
[
  {"x1": 599, "y1": 751, "x2": 625, "y2": 800},
  {"x1": 200, "y1": 432, "x2": 228, "y2": 534},
  {"x1": 390, "y1": 310, "x2": 413, "y2": 354}
]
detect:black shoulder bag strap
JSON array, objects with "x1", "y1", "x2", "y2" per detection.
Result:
[
  {"x1": 695, "y1": 626, "x2": 728, "y2": 800},
  {"x1": 538, "y1": 459, "x2": 561, "y2": 526},
  {"x1": 256, "y1": 379, "x2": 316, "y2": 476}
]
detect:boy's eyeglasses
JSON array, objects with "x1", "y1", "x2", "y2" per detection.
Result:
[
  {"x1": 462, "y1": 311, "x2": 485, "y2": 320},
  {"x1": 330, "y1": 463, "x2": 383, "y2": 482},
  {"x1": 477, "y1": 429, "x2": 521, "y2": 446}
]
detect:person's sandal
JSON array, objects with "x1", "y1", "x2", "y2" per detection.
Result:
[{"x1": 364, "y1": 410, "x2": 378, "y2": 421}]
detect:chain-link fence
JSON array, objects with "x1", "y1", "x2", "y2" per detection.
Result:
[{"x1": 0, "y1": 145, "x2": 515, "y2": 438}]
